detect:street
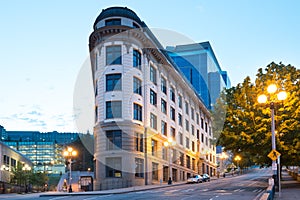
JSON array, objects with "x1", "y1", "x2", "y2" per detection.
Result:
[{"x1": 1, "y1": 168, "x2": 271, "y2": 200}]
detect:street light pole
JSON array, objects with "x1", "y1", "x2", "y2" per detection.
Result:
[
  {"x1": 258, "y1": 83, "x2": 287, "y2": 192},
  {"x1": 63, "y1": 147, "x2": 77, "y2": 193},
  {"x1": 164, "y1": 137, "x2": 176, "y2": 184}
]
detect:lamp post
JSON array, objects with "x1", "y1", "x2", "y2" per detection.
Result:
[
  {"x1": 234, "y1": 155, "x2": 241, "y2": 175},
  {"x1": 22, "y1": 164, "x2": 31, "y2": 193},
  {"x1": 164, "y1": 137, "x2": 176, "y2": 184},
  {"x1": 219, "y1": 152, "x2": 228, "y2": 177},
  {"x1": 63, "y1": 147, "x2": 77, "y2": 193},
  {"x1": 257, "y1": 84, "x2": 287, "y2": 188}
]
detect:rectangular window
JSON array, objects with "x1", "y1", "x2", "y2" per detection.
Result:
[
  {"x1": 170, "y1": 127, "x2": 176, "y2": 138},
  {"x1": 179, "y1": 152, "x2": 184, "y2": 166},
  {"x1": 150, "y1": 89, "x2": 157, "y2": 106},
  {"x1": 186, "y1": 155, "x2": 190, "y2": 169},
  {"x1": 106, "y1": 45, "x2": 121, "y2": 65},
  {"x1": 151, "y1": 139, "x2": 157, "y2": 156},
  {"x1": 192, "y1": 158, "x2": 196, "y2": 170},
  {"x1": 133, "y1": 77, "x2": 142, "y2": 95},
  {"x1": 185, "y1": 101, "x2": 189, "y2": 115},
  {"x1": 170, "y1": 87, "x2": 175, "y2": 102},
  {"x1": 106, "y1": 157, "x2": 122, "y2": 178},
  {"x1": 150, "y1": 65, "x2": 157, "y2": 84},
  {"x1": 197, "y1": 129, "x2": 200, "y2": 140},
  {"x1": 209, "y1": 126, "x2": 212, "y2": 136},
  {"x1": 178, "y1": 95, "x2": 182, "y2": 108},
  {"x1": 161, "y1": 77, "x2": 167, "y2": 94},
  {"x1": 135, "y1": 158, "x2": 144, "y2": 178},
  {"x1": 201, "y1": 133, "x2": 204, "y2": 143},
  {"x1": 179, "y1": 132, "x2": 183, "y2": 145},
  {"x1": 161, "y1": 99, "x2": 167, "y2": 114},
  {"x1": 152, "y1": 162, "x2": 159, "y2": 180},
  {"x1": 185, "y1": 120, "x2": 189, "y2": 132},
  {"x1": 196, "y1": 113, "x2": 200, "y2": 125},
  {"x1": 150, "y1": 113, "x2": 157, "y2": 130},
  {"x1": 135, "y1": 133, "x2": 144, "y2": 152},
  {"x1": 133, "y1": 103, "x2": 142, "y2": 121},
  {"x1": 191, "y1": 125, "x2": 195, "y2": 136},
  {"x1": 205, "y1": 136, "x2": 208, "y2": 146},
  {"x1": 162, "y1": 146, "x2": 167, "y2": 160},
  {"x1": 161, "y1": 120, "x2": 167, "y2": 136},
  {"x1": 205, "y1": 122, "x2": 208, "y2": 132},
  {"x1": 192, "y1": 141, "x2": 195, "y2": 152},
  {"x1": 133, "y1": 49, "x2": 142, "y2": 69},
  {"x1": 105, "y1": 18, "x2": 121, "y2": 26},
  {"x1": 106, "y1": 130, "x2": 122, "y2": 150},
  {"x1": 178, "y1": 113, "x2": 182, "y2": 126},
  {"x1": 201, "y1": 118, "x2": 204, "y2": 129},
  {"x1": 170, "y1": 107, "x2": 175, "y2": 121},
  {"x1": 106, "y1": 74, "x2": 122, "y2": 91},
  {"x1": 106, "y1": 101, "x2": 122, "y2": 119},
  {"x1": 191, "y1": 108, "x2": 195, "y2": 120},
  {"x1": 186, "y1": 137, "x2": 190, "y2": 149}
]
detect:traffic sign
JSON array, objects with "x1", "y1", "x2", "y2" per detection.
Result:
[{"x1": 268, "y1": 149, "x2": 281, "y2": 161}]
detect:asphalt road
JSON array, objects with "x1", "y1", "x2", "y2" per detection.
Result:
[{"x1": 1, "y1": 168, "x2": 271, "y2": 200}]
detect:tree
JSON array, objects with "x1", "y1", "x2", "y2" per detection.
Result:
[{"x1": 216, "y1": 62, "x2": 300, "y2": 166}]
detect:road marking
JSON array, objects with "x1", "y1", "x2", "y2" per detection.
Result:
[
  {"x1": 183, "y1": 189, "x2": 194, "y2": 192},
  {"x1": 49, "y1": 197, "x2": 69, "y2": 200},
  {"x1": 166, "y1": 189, "x2": 179, "y2": 193}
]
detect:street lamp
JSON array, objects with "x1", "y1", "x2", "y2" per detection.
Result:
[
  {"x1": 219, "y1": 152, "x2": 228, "y2": 177},
  {"x1": 63, "y1": 147, "x2": 77, "y2": 193},
  {"x1": 234, "y1": 155, "x2": 241, "y2": 175},
  {"x1": 22, "y1": 164, "x2": 31, "y2": 193},
  {"x1": 257, "y1": 83, "x2": 287, "y2": 186},
  {"x1": 164, "y1": 137, "x2": 176, "y2": 184}
]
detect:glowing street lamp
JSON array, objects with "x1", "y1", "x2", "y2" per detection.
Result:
[
  {"x1": 257, "y1": 83, "x2": 287, "y2": 187},
  {"x1": 234, "y1": 155, "x2": 241, "y2": 175},
  {"x1": 63, "y1": 147, "x2": 77, "y2": 193},
  {"x1": 164, "y1": 137, "x2": 176, "y2": 184}
]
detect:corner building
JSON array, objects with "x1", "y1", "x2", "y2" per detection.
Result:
[{"x1": 89, "y1": 7, "x2": 216, "y2": 190}]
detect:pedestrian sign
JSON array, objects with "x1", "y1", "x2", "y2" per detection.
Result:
[{"x1": 268, "y1": 150, "x2": 281, "y2": 161}]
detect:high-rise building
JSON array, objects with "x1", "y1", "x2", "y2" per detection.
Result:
[
  {"x1": 89, "y1": 7, "x2": 216, "y2": 190},
  {"x1": 167, "y1": 42, "x2": 231, "y2": 110}
]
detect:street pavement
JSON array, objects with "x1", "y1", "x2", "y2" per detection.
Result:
[{"x1": 274, "y1": 170, "x2": 300, "y2": 200}]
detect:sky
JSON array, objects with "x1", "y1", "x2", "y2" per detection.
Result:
[{"x1": 0, "y1": 0, "x2": 299, "y2": 133}]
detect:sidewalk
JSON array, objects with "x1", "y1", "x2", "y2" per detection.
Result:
[
  {"x1": 40, "y1": 176, "x2": 220, "y2": 197},
  {"x1": 274, "y1": 170, "x2": 300, "y2": 200}
]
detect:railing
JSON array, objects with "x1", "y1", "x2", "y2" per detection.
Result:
[{"x1": 259, "y1": 178, "x2": 275, "y2": 200}]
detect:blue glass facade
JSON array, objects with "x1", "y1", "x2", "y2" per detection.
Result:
[{"x1": 167, "y1": 42, "x2": 231, "y2": 109}]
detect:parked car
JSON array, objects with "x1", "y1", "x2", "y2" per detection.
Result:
[
  {"x1": 187, "y1": 175, "x2": 203, "y2": 183},
  {"x1": 201, "y1": 174, "x2": 210, "y2": 182}
]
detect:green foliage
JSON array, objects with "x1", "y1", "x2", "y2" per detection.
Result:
[{"x1": 215, "y1": 62, "x2": 300, "y2": 166}]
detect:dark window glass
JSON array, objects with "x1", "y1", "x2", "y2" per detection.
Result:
[
  {"x1": 135, "y1": 133, "x2": 144, "y2": 152},
  {"x1": 170, "y1": 107, "x2": 175, "y2": 121},
  {"x1": 161, "y1": 77, "x2": 167, "y2": 94},
  {"x1": 150, "y1": 113, "x2": 157, "y2": 130},
  {"x1": 133, "y1": 77, "x2": 142, "y2": 95},
  {"x1": 135, "y1": 158, "x2": 144, "y2": 178},
  {"x1": 178, "y1": 113, "x2": 182, "y2": 126},
  {"x1": 150, "y1": 89, "x2": 157, "y2": 106},
  {"x1": 106, "y1": 74, "x2": 122, "y2": 91},
  {"x1": 161, "y1": 121, "x2": 167, "y2": 136},
  {"x1": 106, "y1": 157, "x2": 122, "y2": 178},
  {"x1": 106, "y1": 101, "x2": 122, "y2": 119},
  {"x1": 106, "y1": 46, "x2": 122, "y2": 65},
  {"x1": 106, "y1": 130, "x2": 122, "y2": 150},
  {"x1": 151, "y1": 139, "x2": 157, "y2": 156},
  {"x1": 161, "y1": 99, "x2": 167, "y2": 114},
  {"x1": 133, "y1": 49, "x2": 142, "y2": 69},
  {"x1": 170, "y1": 87, "x2": 175, "y2": 102},
  {"x1": 133, "y1": 103, "x2": 142, "y2": 121},
  {"x1": 105, "y1": 18, "x2": 121, "y2": 26},
  {"x1": 150, "y1": 65, "x2": 157, "y2": 84}
]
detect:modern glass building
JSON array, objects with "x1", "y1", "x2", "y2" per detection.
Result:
[
  {"x1": 89, "y1": 7, "x2": 217, "y2": 190},
  {"x1": 2, "y1": 130, "x2": 81, "y2": 174},
  {"x1": 167, "y1": 42, "x2": 231, "y2": 110}
]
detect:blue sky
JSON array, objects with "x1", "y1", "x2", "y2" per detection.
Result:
[{"x1": 1, "y1": 0, "x2": 299, "y2": 132}]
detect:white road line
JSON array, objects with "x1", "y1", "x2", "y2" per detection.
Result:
[{"x1": 49, "y1": 197, "x2": 69, "y2": 200}]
